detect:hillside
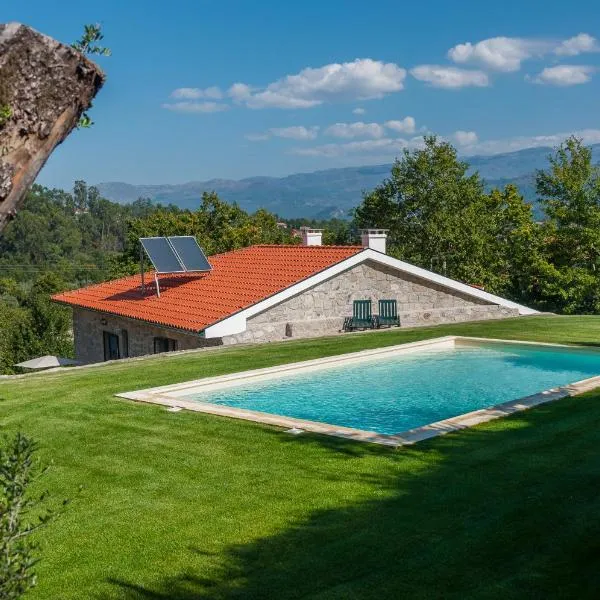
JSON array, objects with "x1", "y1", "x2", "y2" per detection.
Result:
[{"x1": 97, "y1": 144, "x2": 600, "y2": 218}]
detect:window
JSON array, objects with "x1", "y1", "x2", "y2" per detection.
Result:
[
  {"x1": 154, "y1": 337, "x2": 177, "y2": 354},
  {"x1": 103, "y1": 331, "x2": 120, "y2": 361}
]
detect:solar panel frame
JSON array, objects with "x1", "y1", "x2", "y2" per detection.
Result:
[
  {"x1": 168, "y1": 236, "x2": 212, "y2": 272},
  {"x1": 140, "y1": 237, "x2": 186, "y2": 274}
]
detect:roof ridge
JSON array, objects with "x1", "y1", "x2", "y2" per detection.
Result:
[{"x1": 252, "y1": 244, "x2": 364, "y2": 249}]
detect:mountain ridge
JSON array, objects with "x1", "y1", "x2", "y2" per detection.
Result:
[{"x1": 97, "y1": 144, "x2": 599, "y2": 219}]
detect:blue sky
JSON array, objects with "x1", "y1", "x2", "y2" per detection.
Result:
[{"x1": 6, "y1": 0, "x2": 600, "y2": 189}]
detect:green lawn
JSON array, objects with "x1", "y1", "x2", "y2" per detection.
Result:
[{"x1": 2, "y1": 315, "x2": 600, "y2": 599}]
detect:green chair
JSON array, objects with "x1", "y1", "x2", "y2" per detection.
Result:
[
  {"x1": 343, "y1": 300, "x2": 375, "y2": 331},
  {"x1": 376, "y1": 299, "x2": 400, "y2": 328}
]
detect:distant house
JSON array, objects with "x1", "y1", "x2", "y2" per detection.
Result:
[{"x1": 52, "y1": 229, "x2": 536, "y2": 364}]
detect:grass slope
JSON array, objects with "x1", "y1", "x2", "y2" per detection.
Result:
[{"x1": 1, "y1": 315, "x2": 600, "y2": 599}]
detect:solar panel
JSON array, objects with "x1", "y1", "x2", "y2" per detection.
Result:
[
  {"x1": 168, "y1": 236, "x2": 212, "y2": 272},
  {"x1": 140, "y1": 237, "x2": 185, "y2": 273}
]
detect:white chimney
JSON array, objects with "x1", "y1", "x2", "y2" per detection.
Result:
[
  {"x1": 360, "y1": 229, "x2": 388, "y2": 254},
  {"x1": 300, "y1": 227, "x2": 323, "y2": 246}
]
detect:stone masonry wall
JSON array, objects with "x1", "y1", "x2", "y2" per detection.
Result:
[
  {"x1": 226, "y1": 260, "x2": 519, "y2": 344},
  {"x1": 72, "y1": 308, "x2": 218, "y2": 364},
  {"x1": 72, "y1": 260, "x2": 520, "y2": 363}
]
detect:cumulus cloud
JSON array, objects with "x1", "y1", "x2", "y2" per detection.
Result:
[
  {"x1": 531, "y1": 64, "x2": 595, "y2": 86},
  {"x1": 410, "y1": 65, "x2": 489, "y2": 88},
  {"x1": 292, "y1": 137, "x2": 423, "y2": 158},
  {"x1": 353, "y1": 107, "x2": 366, "y2": 115},
  {"x1": 385, "y1": 117, "x2": 416, "y2": 134},
  {"x1": 459, "y1": 129, "x2": 600, "y2": 155},
  {"x1": 448, "y1": 37, "x2": 550, "y2": 72},
  {"x1": 270, "y1": 126, "x2": 320, "y2": 140},
  {"x1": 448, "y1": 33, "x2": 598, "y2": 72},
  {"x1": 171, "y1": 86, "x2": 223, "y2": 99},
  {"x1": 453, "y1": 130, "x2": 479, "y2": 146},
  {"x1": 554, "y1": 33, "x2": 599, "y2": 56},
  {"x1": 325, "y1": 121, "x2": 386, "y2": 139},
  {"x1": 227, "y1": 59, "x2": 406, "y2": 109},
  {"x1": 228, "y1": 83, "x2": 253, "y2": 101},
  {"x1": 246, "y1": 126, "x2": 319, "y2": 141},
  {"x1": 244, "y1": 132, "x2": 271, "y2": 142},
  {"x1": 161, "y1": 101, "x2": 229, "y2": 113},
  {"x1": 291, "y1": 129, "x2": 600, "y2": 160}
]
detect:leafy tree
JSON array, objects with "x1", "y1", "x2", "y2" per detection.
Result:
[
  {"x1": 120, "y1": 191, "x2": 294, "y2": 270},
  {"x1": 537, "y1": 136, "x2": 600, "y2": 271},
  {"x1": 284, "y1": 217, "x2": 353, "y2": 245},
  {"x1": 355, "y1": 136, "x2": 507, "y2": 289},
  {"x1": 484, "y1": 184, "x2": 544, "y2": 301},
  {"x1": 535, "y1": 136, "x2": 600, "y2": 313},
  {"x1": 0, "y1": 433, "x2": 63, "y2": 599}
]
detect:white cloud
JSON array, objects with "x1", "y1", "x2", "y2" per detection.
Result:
[
  {"x1": 353, "y1": 107, "x2": 366, "y2": 115},
  {"x1": 385, "y1": 117, "x2": 416, "y2": 134},
  {"x1": 235, "y1": 58, "x2": 406, "y2": 109},
  {"x1": 325, "y1": 121, "x2": 386, "y2": 139},
  {"x1": 228, "y1": 83, "x2": 253, "y2": 101},
  {"x1": 244, "y1": 132, "x2": 270, "y2": 142},
  {"x1": 453, "y1": 130, "x2": 479, "y2": 146},
  {"x1": 291, "y1": 129, "x2": 600, "y2": 160},
  {"x1": 161, "y1": 101, "x2": 229, "y2": 113},
  {"x1": 448, "y1": 33, "x2": 599, "y2": 72},
  {"x1": 292, "y1": 138, "x2": 408, "y2": 157},
  {"x1": 292, "y1": 137, "x2": 427, "y2": 158},
  {"x1": 554, "y1": 33, "x2": 599, "y2": 56},
  {"x1": 448, "y1": 37, "x2": 550, "y2": 72},
  {"x1": 246, "y1": 125, "x2": 320, "y2": 141},
  {"x1": 171, "y1": 86, "x2": 223, "y2": 99},
  {"x1": 410, "y1": 65, "x2": 489, "y2": 88},
  {"x1": 460, "y1": 128, "x2": 600, "y2": 155},
  {"x1": 531, "y1": 64, "x2": 595, "y2": 86},
  {"x1": 270, "y1": 126, "x2": 320, "y2": 140}
]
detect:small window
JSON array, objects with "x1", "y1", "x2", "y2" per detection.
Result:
[
  {"x1": 154, "y1": 337, "x2": 177, "y2": 354},
  {"x1": 103, "y1": 331, "x2": 120, "y2": 361}
]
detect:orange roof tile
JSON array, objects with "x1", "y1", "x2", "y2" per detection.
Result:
[{"x1": 52, "y1": 245, "x2": 364, "y2": 333}]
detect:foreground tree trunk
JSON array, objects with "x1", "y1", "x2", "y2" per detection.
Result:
[{"x1": 0, "y1": 23, "x2": 104, "y2": 233}]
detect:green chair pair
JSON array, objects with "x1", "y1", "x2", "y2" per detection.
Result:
[{"x1": 343, "y1": 299, "x2": 400, "y2": 331}]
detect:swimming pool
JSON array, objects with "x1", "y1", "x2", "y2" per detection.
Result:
[{"x1": 119, "y1": 337, "x2": 600, "y2": 445}]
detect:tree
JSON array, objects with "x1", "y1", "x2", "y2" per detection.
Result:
[
  {"x1": 0, "y1": 433, "x2": 61, "y2": 599},
  {"x1": 120, "y1": 191, "x2": 294, "y2": 270},
  {"x1": 536, "y1": 136, "x2": 600, "y2": 313},
  {"x1": 355, "y1": 136, "x2": 506, "y2": 289},
  {"x1": 484, "y1": 184, "x2": 544, "y2": 301}
]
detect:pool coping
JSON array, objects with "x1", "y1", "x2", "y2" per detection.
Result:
[{"x1": 116, "y1": 336, "x2": 600, "y2": 448}]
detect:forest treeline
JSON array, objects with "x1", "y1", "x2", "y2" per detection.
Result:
[{"x1": 1, "y1": 135, "x2": 599, "y2": 372}]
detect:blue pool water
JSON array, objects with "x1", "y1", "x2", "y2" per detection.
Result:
[{"x1": 184, "y1": 343, "x2": 600, "y2": 435}]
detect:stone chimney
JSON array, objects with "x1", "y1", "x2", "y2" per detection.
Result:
[
  {"x1": 360, "y1": 229, "x2": 388, "y2": 254},
  {"x1": 300, "y1": 227, "x2": 323, "y2": 246}
]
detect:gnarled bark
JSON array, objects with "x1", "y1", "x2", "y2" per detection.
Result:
[{"x1": 0, "y1": 22, "x2": 104, "y2": 233}]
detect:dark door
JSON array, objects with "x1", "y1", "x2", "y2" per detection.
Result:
[{"x1": 103, "y1": 331, "x2": 120, "y2": 361}]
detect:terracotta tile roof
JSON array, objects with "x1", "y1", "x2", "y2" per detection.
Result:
[{"x1": 52, "y1": 245, "x2": 364, "y2": 333}]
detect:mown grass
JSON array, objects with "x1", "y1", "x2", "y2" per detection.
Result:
[{"x1": 1, "y1": 315, "x2": 600, "y2": 599}]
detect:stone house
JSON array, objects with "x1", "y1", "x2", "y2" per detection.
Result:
[{"x1": 52, "y1": 229, "x2": 536, "y2": 364}]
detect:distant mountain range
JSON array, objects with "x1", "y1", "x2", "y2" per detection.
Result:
[{"x1": 97, "y1": 144, "x2": 599, "y2": 219}]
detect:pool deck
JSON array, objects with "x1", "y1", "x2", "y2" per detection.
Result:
[{"x1": 117, "y1": 336, "x2": 600, "y2": 447}]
